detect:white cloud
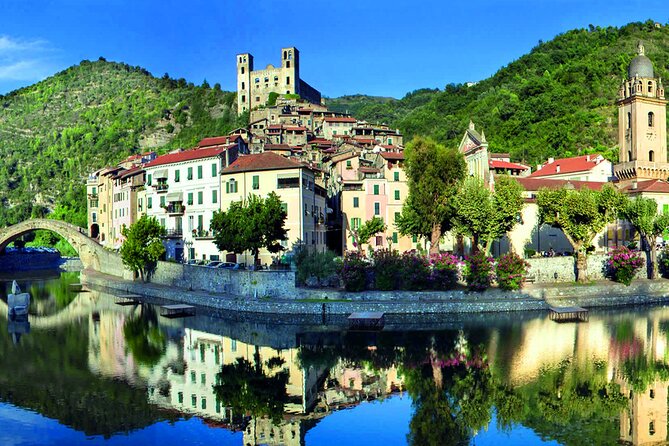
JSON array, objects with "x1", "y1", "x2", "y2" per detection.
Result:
[{"x1": 0, "y1": 35, "x2": 53, "y2": 83}]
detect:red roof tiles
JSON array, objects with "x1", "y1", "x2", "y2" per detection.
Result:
[
  {"x1": 144, "y1": 146, "x2": 230, "y2": 168},
  {"x1": 198, "y1": 135, "x2": 241, "y2": 147},
  {"x1": 489, "y1": 160, "x2": 529, "y2": 171},
  {"x1": 380, "y1": 152, "x2": 405, "y2": 161},
  {"x1": 324, "y1": 117, "x2": 356, "y2": 123},
  {"x1": 222, "y1": 152, "x2": 304, "y2": 174},
  {"x1": 620, "y1": 179, "x2": 669, "y2": 194},
  {"x1": 529, "y1": 154, "x2": 606, "y2": 178}
]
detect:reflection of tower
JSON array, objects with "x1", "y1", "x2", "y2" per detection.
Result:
[
  {"x1": 244, "y1": 418, "x2": 307, "y2": 446},
  {"x1": 619, "y1": 379, "x2": 668, "y2": 445}
]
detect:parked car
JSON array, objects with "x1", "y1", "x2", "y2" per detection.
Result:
[
  {"x1": 186, "y1": 259, "x2": 205, "y2": 266},
  {"x1": 216, "y1": 262, "x2": 240, "y2": 270},
  {"x1": 207, "y1": 261, "x2": 223, "y2": 268}
]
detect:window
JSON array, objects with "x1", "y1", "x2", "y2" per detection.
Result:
[
  {"x1": 394, "y1": 171, "x2": 400, "y2": 181},
  {"x1": 412, "y1": 235, "x2": 418, "y2": 243},
  {"x1": 375, "y1": 235, "x2": 383, "y2": 246},
  {"x1": 201, "y1": 373, "x2": 206, "y2": 385},
  {"x1": 201, "y1": 397, "x2": 207, "y2": 410},
  {"x1": 373, "y1": 185, "x2": 379, "y2": 195},
  {"x1": 280, "y1": 202, "x2": 288, "y2": 214},
  {"x1": 649, "y1": 112, "x2": 655, "y2": 127},
  {"x1": 241, "y1": 81, "x2": 245, "y2": 89},
  {"x1": 147, "y1": 174, "x2": 152, "y2": 186},
  {"x1": 212, "y1": 190, "x2": 217, "y2": 204},
  {"x1": 211, "y1": 163, "x2": 217, "y2": 177},
  {"x1": 197, "y1": 191, "x2": 203, "y2": 205},
  {"x1": 394, "y1": 190, "x2": 400, "y2": 200},
  {"x1": 353, "y1": 197, "x2": 359, "y2": 208},
  {"x1": 286, "y1": 76, "x2": 290, "y2": 85},
  {"x1": 392, "y1": 232, "x2": 398, "y2": 243},
  {"x1": 226, "y1": 179, "x2": 238, "y2": 193},
  {"x1": 395, "y1": 212, "x2": 400, "y2": 222},
  {"x1": 252, "y1": 175, "x2": 259, "y2": 190},
  {"x1": 351, "y1": 217, "x2": 361, "y2": 230},
  {"x1": 650, "y1": 389, "x2": 656, "y2": 399},
  {"x1": 177, "y1": 392, "x2": 183, "y2": 404},
  {"x1": 648, "y1": 81, "x2": 653, "y2": 94},
  {"x1": 191, "y1": 394, "x2": 197, "y2": 408},
  {"x1": 187, "y1": 193, "x2": 193, "y2": 206},
  {"x1": 241, "y1": 95, "x2": 245, "y2": 103},
  {"x1": 255, "y1": 96, "x2": 260, "y2": 103},
  {"x1": 197, "y1": 165, "x2": 203, "y2": 179},
  {"x1": 346, "y1": 160, "x2": 352, "y2": 169},
  {"x1": 198, "y1": 215, "x2": 203, "y2": 231},
  {"x1": 254, "y1": 77, "x2": 259, "y2": 83},
  {"x1": 374, "y1": 202, "x2": 380, "y2": 215},
  {"x1": 240, "y1": 66, "x2": 245, "y2": 74},
  {"x1": 190, "y1": 371, "x2": 196, "y2": 383},
  {"x1": 650, "y1": 150, "x2": 655, "y2": 162},
  {"x1": 187, "y1": 167, "x2": 193, "y2": 180},
  {"x1": 175, "y1": 169, "x2": 180, "y2": 182},
  {"x1": 147, "y1": 197, "x2": 152, "y2": 209},
  {"x1": 650, "y1": 421, "x2": 656, "y2": 435},
  {"x1": 627, "y1": 112, "x2": 631, "y2": 129},
  {"x1": 231, "y1": 339, "x2": 237, "y2": 352},
  {"x1": 160, "y1": 196, "x2": 166, "y2": 208}
]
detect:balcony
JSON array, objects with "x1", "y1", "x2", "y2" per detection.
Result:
[
  {"x1": 193, "y1": 229, "x2": 214, "y2": 240},
  {"x1": 165, "y1": 203, "x2": 186, "y2": 215},
  {"x1": 154, "y1": 183, "x2": 169, "y2": 193},
  {"x1": 163, "y1": 229, "x2": 183, "y2": 238}
]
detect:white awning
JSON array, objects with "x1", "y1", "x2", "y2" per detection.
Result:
[
  {"x1": 166, "y1": 192, "x2": 183, "y2": 202},
  {"x1": 154, "y1": 169, "x2": 168, "y2": 179}
]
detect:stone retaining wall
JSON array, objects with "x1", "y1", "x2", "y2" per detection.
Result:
[{"x1": 527, "y1": 253, "x2": 649, "y2": 283}]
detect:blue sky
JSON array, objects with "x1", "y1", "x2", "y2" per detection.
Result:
[{"x1": 0, "y1": 0, "x2": 667, "y2": 98}]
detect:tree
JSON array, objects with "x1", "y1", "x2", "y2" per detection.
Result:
[
  {"x1": 119, "y1": 215, "x2": 166, "y2": 282},
  {"x1": 350, "y1": 216, "x2": 386, "y2": 253},
  {"x1": 537, "y1": 185, "x2": 624, "y2": 282},
  {"x1": 401, "y1": 137, "x2": 466, "y2": 254},
  {"x1": 211, "y1": 192, "x2": 288, "y2": 266},
  {"x1": 453, "y1": 176, "x2": 525, "y2": 254},
  {"x1": 395, "y1": 195, "x2": 433, "y2": 245},
  {"x1": 620, "y1": 196, "x2": 669, "y2": 279}
]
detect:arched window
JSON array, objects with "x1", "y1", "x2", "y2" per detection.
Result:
[
  {"x1": 627, "y1": 112, "x2": 631, "y2": 128},
  {"x1": 240, "y1": 67, "x2": 245, "y2": 74},
  {"x1": 628, "y1": 150, "x2": 632, "y2": 161},
  {"x1": 286, "y1": 61, "x2": 290, "y2": 68},
  {"x1": 648, "y1": 81, "x2": 653, "y2": 94},
  {"x1": 649, "y1": 150, "x2": 654, "y2": 162},
  {"x1": 649, "y1": 112, "x2": 655, "y2": 127},
  {"x1": 283, "y1": 51, "x2": 287, "y2": 59}
]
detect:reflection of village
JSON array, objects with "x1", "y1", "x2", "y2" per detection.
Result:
[{"x1": 76, "y1": 291, "x2": 669, "y2": 445}]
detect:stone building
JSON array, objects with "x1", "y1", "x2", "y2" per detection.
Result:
[
  {"x1": 236, "y1": 47, "x2": 322, "y2": 114},
  {"x1": 615, "y1": 41, "x2": 667, "y2": 183}
]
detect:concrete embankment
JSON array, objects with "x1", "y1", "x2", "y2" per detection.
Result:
[{"x1": 81, "y1": 269, "x2": 669, "y2": 315}]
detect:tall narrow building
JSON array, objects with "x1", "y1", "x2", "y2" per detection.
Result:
[{"x1": 614, "y1": 42, "x2": 667, "y2": 183}]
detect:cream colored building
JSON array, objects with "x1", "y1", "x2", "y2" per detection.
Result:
[
  {"x1": 221, "y1": 152, "x2": 327, "y2": 265},
  {"x1": 236, "y1": 47, "x2": 321, "y2": 114},
  {"x1": 615, "y1": 41, "x2": 668, "y2": 184}
]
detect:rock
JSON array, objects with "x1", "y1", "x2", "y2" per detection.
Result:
[{"x1": 305, "y1": 276, "x2": 320, "y2": 288}]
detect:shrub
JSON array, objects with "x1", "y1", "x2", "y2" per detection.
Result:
[
  {"x1": 372, "y1": 249, "x2": 403, "y2": 290},
  {"x1": 430, "y1": 253, "x2": 461, "y2": 290},
  {"x1": 464, "y1": 251, "x2": 494, "y2": 291},
  {"x1": 524, "y1": 248, "x2": 536, "y2": 258},
  {"x1": 399, "y1": 251, "x2": 431, "y2": 290},
  {"x1": 607, "y1": 246, "x2": 644, "y2": 286},
  {"x1": 339, "y1": 251, "x2": 369, "y2": 291},
  {"x1": 496, "y1": 252, "x2": 530, "y2": 291},
  {"x1": 294, "y1": 247, "x2": 338, "y2": 286}
]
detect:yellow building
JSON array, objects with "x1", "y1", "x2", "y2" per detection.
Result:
[{"x1": 221, "y1": 152, "x2": 327, "y2": 265}]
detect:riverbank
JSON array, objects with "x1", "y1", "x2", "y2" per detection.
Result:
[{"x1": 81, "y1": 269, "x2": 669, "y2": 315}]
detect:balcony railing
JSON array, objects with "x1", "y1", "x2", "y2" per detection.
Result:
[
  {"x1": 154, "y1": 183, "x2": 169, "y2": 193},
  {"x1": 193, "y1": 229, "x2": 214, "y2": 240},
  {"x1": 166, "y1": 203, "x2": 186, "y2": 215},
  {"x1": 163, "y1": 229, "x2": 183, "y2": 238}
]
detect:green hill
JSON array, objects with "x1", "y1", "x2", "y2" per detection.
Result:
[
  {"x1": 0, "y1": 58, "x2": 245, "y2": 227},
  {"x1": 330, "y1": 20, "x2": 669, "y2": 165}
]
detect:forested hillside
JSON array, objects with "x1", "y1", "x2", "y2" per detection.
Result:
[
  {"x1": 328, "y1": 20, "x2": 669, "y2": 165},
  {"x1": 0, "y1": 59, "x2": 245, "y2": 227}
]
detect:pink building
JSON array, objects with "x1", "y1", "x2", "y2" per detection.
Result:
[{"x1": 110, "y1": 168, "x2": 145, "y2": 248}]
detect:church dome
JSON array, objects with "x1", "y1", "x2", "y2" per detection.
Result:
[{"x1": 628, "y1": 42, "x2": 654, "y2": 78}]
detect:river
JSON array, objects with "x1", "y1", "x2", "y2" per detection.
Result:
[{"x1": 0, "y1": 271, "x2": 666, "y2": 445}]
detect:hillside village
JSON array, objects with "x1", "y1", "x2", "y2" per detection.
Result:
[{"x1": 86, "y1": 41, "x2": 669, "y2": 266}]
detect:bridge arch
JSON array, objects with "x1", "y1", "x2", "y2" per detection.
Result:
[{"x1": 0, "y1": 219, "x2": 122, "y2": 273}]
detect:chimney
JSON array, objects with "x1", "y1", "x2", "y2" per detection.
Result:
[
  {"x1": 556, "y1": 164, "x2": 561, "y2": 173},
  {"x1": 537, "y1": 164, "x2": 542, "y2": 171},
  {"x1": 632, "y1": 180, "x2": 638, "y2": 190},
  {"x1": 586, "y1": 155, "x2": 590, "y2": 162},
  {"x1": 548, "y1": 157, "x2": 555, "y2": 164}
]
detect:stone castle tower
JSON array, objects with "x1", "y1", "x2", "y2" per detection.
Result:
[
  {"x1": 236, "y1": 47, "x2": 321, "y2": 115},
  {"x1": 614, "y1": 42, "x2": 667, "y2": 183}
]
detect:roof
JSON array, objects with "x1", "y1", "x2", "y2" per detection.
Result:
[
  {"x1": 380, "y1": 152, "x2": 405, "y2": 161},
  {"x1": 620, "y1": 179, "x2": 669, "y2": 194},
  {"x1": 353, "y1": 138, "x2": 375, "y2": 144},
  {"x1": 222, "y1": 152, "x2": 304, "y2": 174},
  {"x1": 198, "y1": 135, "x2": 241, "y2": 147},
  {"x1": 489, "y1": 159, "x2": 529, "y2": 171},
  {"x1": 116, "y1": 167, "x2": 144, "y2": 179},
  {"x1": 324, "y1": 117, "x2": 357, "y2": 123},
  {"x1": 144, "y1": 146, "x2": 230, "y2": 168},
  {"x1": 359, "y1": 167, "x2": 380, "y2": 174},
  {"x1": 264, "y1": 144, "x2": 292, "y2": 151},
  {"x1": 529, "y1": 154, "x2": 607, "y2": 178},
  {"x1": 514, "y1": 177, "x2": 605, "y2": 192},
  {"x1": 490, "y1": 152, "x2": 511, "y2": 159},
  {"x1": 284, "y1": 126, "x2": 307, "y2": 131}
]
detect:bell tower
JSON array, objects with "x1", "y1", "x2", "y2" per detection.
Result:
[{"x1": 614, "y1": 42, "x2": 667, "y2": 182}]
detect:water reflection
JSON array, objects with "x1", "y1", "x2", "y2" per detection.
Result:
[{"x1": 2, "y1": 273, "x2": 669, "y2": 445}]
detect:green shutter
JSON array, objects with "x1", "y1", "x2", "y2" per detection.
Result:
[
  {"x1": 175, "y1": 169, "x2": 180, "y2": 182},
  {"x1": 160, "y1": 196, "x2": 165, "y2": 207},
  {"x1": 147, "y1": 197, "x2": 152, "y2": 209},
  {"x1": 187, "y1": 193, "x2": 193, "y2": 205},
  {"x1": 211, "y1": 163, "x2": 217, "y2": 177},
  {"x1": 187, "y1": 167, "x2": 193, "y2": 180},
  {"x1": 147, "y1": 174, "x2": 152, "y2": 186},
  {"x1": 198, "y1": 191, "x2": 203, "y2": 204},
  {"x1": 252, "y1": 175, "x2": 259, "y2": 190},
  {"x1": 373, "y1": 184, "x2": 379, "y2": 195},
  {"x1": 197, "y1": 165, "x2": 203, "y2": 179},
  {"x1": 394, "y1": 172, "x2": 399, "y2": 181},
  {"x1": 353, "y1": 197, "x2": 359, "y2": 208},
  {"x1": 392, "y1": 232, "x2": 398, "y2": 243},
  {"x1": 212, "y1": 190, "x2": 217, "y2": 203},
  {"x1": 394, "y1": 190, "x2": 400, "y2": 200}
]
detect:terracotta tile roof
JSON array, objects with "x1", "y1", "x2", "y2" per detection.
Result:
[
  {"x1": 198, "y1": 135, "x2": 241, "y2": 147},
  {"x1": 144, "y1": 146, "x2": 230, "y2": 168},
  {"x1": 529, "y1": 154, "x2": 607, "y2": 177},
  {"x1": 284, "y1": 126, "x2": 307, "y2": 131},
  {"x1": 359, "y1": 167, "x2": 380, "y2": 174},
  {"x1": 380, "y1": 152, "x2": 405, "y2": 161},
  {"x1": 324, "y1": 117, "x2": 356, "y2": 123},
  {"x1": 264, "y1": 144, "x2": 291, "y2": 151},
  {"x1": 222, "y1": 152, "x2": 303, "y2": 174},
  {"x1": 353, "y1": 138, "x2": 375, "y2": 144},
  {"x1": 116, "y1": 167, "x2": 144, "y2": 179},
  {"x1": 514, "y1": 177, "x2": 605, "y2": 192},
  {"x1": 489, "y1": 160, "x2": 530, "y2": 170},
  {"x1": 620, "y1": 179, "x2": 669, "y2": 194}
]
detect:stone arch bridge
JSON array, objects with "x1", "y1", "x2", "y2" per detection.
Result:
[{"x1": 0, "y1": 219, "x2": 126, "y2": 277}]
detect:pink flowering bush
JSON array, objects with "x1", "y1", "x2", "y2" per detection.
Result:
[
  {"x1": 430, "y1": 253, "x2": 461, "y2": 290},
  {"x1": 607, "y1": 246, "x2": 644, "y2": 286},
  {"x1": 372, "y1": 249, "x2": 403, "y2": 290},
  {"x1": 339, "y1": 251, "x2": 369, "y2": 291},
  {"x1": 464, "y1": 251, "x2": 494, "y2": 291},
  {"x1": 495, "y1": 252, "x2": 530, "y2": 291},
  {"x1": 399, "y1": 250, "x2": 431, "y2": 290}
]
